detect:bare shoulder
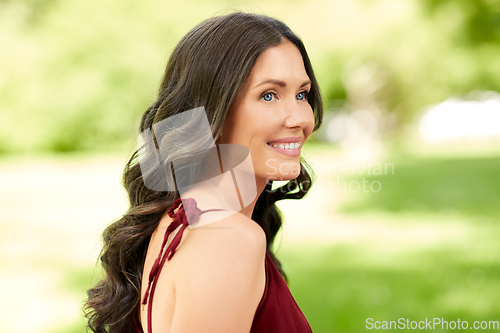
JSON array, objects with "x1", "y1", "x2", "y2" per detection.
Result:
[
  {"x1": 175, "y1": 211, "x2": 267, "y2": 280},
  {"x1": 172, "y1": 212, "x2": 267, "y2": 333},
  {"x1": 180, "y1": 211, "x2": 266, "y2": 260}
]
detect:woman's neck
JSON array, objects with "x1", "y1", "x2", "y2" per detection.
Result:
[{"x1": 179, "y1": 174, "x2": 268, "y2": 220}]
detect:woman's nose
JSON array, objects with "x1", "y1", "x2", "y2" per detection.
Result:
[{"x1": 283, "y1": 99, "x2": 314, "y2": 129}]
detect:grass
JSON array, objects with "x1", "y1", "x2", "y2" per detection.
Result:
[
  {"x1": 337, "y1": 155, "x2": 500, "y2": 220},
  {"x1": 279, "y1": 241, "x2": 500, "y2": 332},
  {"x1": 274, "y1": 150, "x2": 500, "y2": 332}
]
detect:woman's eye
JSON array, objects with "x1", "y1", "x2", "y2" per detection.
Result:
[
  {"x1": 296, "y1": 91, "x2": 308, "y2": 100},
  {"x1": 262, "y1": 92, "x2": 275, "y2": 102}
]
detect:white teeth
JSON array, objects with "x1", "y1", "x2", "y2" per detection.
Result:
[{"x1": 267, "y1": 142, "x2": 301, "y2": 150}]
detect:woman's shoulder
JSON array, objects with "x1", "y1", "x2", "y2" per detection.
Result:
[
  {"x1": 170, "y1": 212, "x2": 267, "y2": 331},
  {"x1": 175, "y1": 211, "x2": 267, "y2": 273}
]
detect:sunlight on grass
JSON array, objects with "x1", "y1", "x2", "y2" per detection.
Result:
[
  {"x1": 277, "y1": 146, "x2": 500, "y2": 332},
  {"x1": 279, "y1": 240, "x2": 500, "y2": 333},
  {"x1": 337, "y1": 154, "x2": 500, "y2": 220}
]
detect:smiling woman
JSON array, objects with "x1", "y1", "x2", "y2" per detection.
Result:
[{"x1": 84, "y1": 12, "x2": 323, "y2": 333}]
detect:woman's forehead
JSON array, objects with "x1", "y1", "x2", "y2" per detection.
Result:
[{"x1": 247, "y1": 41, "x2": 309, "y2": 86}]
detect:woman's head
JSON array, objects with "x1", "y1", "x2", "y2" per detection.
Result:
[{"x1": 140, "y1": 12, "x2": 323, "y2": 189}]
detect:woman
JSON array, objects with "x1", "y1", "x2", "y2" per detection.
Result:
[{"x1": 85, "y1": 11, "x2": 323, "y2": 333}]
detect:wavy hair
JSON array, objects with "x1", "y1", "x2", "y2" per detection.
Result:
[{"x1": 84, "y1": 11, "x2": 323, "y2": 333}]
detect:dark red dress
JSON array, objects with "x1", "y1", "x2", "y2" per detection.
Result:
[{"x1": 137, "y1": 198, "x2": 313, "y2": 333}]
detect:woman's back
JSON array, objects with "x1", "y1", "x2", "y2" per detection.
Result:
[{"x1": 139, "y1": 199, "x2": 267, "y2": 332}]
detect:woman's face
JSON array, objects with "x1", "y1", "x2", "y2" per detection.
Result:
[{"x1": 222, "y1": 41, "x2": 315, "y2": 186}]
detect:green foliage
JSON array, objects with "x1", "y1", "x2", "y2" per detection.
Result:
[
  {"x1": 421, "y1": 0, "x2": 500, "y2": 45},
  {"x1": 1, "y1": 0, "x2": 500, "y2": 151}
]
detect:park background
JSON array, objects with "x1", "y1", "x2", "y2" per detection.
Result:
[{"x1": 1, "y1": 0, "x2": 499, "y2": 332}]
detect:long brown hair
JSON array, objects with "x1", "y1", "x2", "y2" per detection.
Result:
[{"x1": 84, "y1": 11, "x2": 323, "y2": 333}]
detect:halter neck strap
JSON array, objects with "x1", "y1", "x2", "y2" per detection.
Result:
[{"x1": 141, "y1": 198, "x2": 225, "y2": 333}]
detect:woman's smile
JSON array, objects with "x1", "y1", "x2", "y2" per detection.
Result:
[{"x1": 266, "y1": 136, "x2": 303, "y2": 157}]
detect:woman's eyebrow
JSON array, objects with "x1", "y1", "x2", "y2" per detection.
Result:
[{"x1": 253, "y1": 79, "x2": 311, "y2": 89}]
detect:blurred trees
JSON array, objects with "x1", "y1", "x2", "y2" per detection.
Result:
[
  {"x1": 328, "y1": 0, "x2": 500, "y2": 130},
  {"x1": 1, "y1": 0, "x2": 499, "y2": 153}
]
